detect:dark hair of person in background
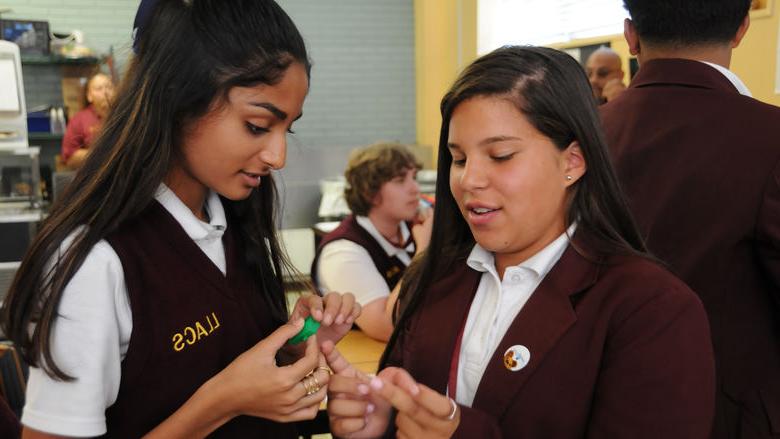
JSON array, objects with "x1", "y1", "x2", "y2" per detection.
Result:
[
  {"x1": 623, "y1": 0, "x2": 752, "y2": 46},
  {"x1": 344, "y1": 142, "x2": 422, "y2": 216},
  {"x1": 381, "y1": 45, "x2": 649, "y2": 367},
  {"x1": 1, "y1": 0, "x2": 311, "y2": 380}
]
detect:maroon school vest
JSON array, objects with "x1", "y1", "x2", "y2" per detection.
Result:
[
  {"x1": 311, "y1": 215, "x2": 415, "y2": 291},
  {"x1": 103, "y1": 201, "x2": 295, "y2": 438}
]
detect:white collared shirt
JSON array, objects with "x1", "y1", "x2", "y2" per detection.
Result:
[
  {"x1": 700, "y1": 61, "x2": 752, "y2": 97},
  {"x1": 23, "y1": 184, "x2": 228, "y2": 437},
  {"x1": 316, "y1": 215, "x2": 414, "y2": 306},
  {"x1": 456, "y1": 224, "x2": 575, "y2": 407}
]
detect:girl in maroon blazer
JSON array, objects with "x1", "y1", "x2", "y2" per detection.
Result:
[
  {"x1": 1, "y1": 1, "x2": 359, "y2": 438},
  {"x1": 324, "y1": 46, "x2": 716, "y2": 438}
]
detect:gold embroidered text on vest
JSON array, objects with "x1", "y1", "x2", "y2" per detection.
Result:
[
  {"x1": 172, "y1": 312, "x2": 221, "y2": 352},
  {"x1": 386, "y1": 266, "x2": 401, "y2": 280}
]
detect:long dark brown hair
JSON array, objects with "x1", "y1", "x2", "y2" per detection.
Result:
[
  {"x1": 1, "y1": 0, "x2": 311, "y2": 380},
  {"x1": 381, "y1": 46, "x2": 648, "y2": 368}
]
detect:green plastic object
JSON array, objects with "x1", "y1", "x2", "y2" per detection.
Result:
[{"x1": 288, "y1": 316, "x2": 321, "y2": 345}]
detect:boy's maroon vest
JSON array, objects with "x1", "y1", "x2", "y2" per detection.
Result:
[
  {"x1": 310, "y1": 215, "x2": 415, "y2": 291},
  {"x1": 103, "y1": 201, "x2": 296, "y2": 438}
]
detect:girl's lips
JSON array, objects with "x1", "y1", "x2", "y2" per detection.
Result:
[
  {"x1": 466, "y1": 207, "x2": 500, "y2": 226},
  {"x1": 240, "y1": 171, "x2": 262, "y2": 187}
]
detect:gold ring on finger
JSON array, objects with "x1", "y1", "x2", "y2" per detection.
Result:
[
  {"x1": 304, "y1": 376, "x2": 319, "y2": 396},
  {"x1": 302, "y1": 376, "x2": 314, "y2": 395},
  {"x1": 309, "y1": 374, "x2": 321, "y2": 392},
  {"x1": 315, "y1": 365, "x2": 333, "y2": 375}
]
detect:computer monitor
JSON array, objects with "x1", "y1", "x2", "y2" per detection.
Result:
[{"x1": 0, "y1": 40, "x2": 28, "y2": 150}]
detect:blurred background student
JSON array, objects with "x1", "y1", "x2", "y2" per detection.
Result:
[
  {"x1": 60, "y1": 72, "x2": 115, "y2": 170},
  {"x1": 312, "y1": 142, "x2": 433, "y2": 341}
]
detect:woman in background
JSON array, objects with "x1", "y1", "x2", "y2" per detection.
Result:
[
  {"x1": 60, "y1": 72, "x2": 114, "y2": 169},
  {"x1": 324, "y1": 46, "x2": 715, "y2": 438},
  {"x1": 312, "y1": 142, "x2": 432, "y2": 341},
  {"x1": 2, "y1": 1, "x2": 359, "y2": 437}
]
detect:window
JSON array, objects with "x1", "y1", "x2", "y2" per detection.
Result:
[{"x1": 478, "y1": 0, "x2": 628, "y2": 54}]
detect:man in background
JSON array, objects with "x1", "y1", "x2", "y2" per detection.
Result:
[
  {"x1": 585, "y1": 46, "x2": 625, "y2": 103},
  {"x1": 601, "y1": 1, "x2": 780, "y2": 437}
]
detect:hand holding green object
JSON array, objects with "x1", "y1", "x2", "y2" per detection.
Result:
[{"x1": 288, "y1": 316, "x2": 321, "y2": 345}]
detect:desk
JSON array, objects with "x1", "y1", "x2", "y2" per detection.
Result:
[{"x1": 335, "y1": 329, "x2": 386, "y2": 374}]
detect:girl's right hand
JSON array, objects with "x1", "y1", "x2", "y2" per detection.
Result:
[
  {"x1": 214, "y1": 319, "x2": 330, "y2": 422},
  {"x1": 322, "y1": 340, "x2": 392, "y2": 438}
]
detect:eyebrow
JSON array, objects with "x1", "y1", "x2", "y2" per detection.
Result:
[{"x1": 250, "y1": 102, "x2": 295, "y2": 121}]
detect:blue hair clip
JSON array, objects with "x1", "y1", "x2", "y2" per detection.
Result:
[{"x1": 132, "y1": 0, "x2": 159, "y2": 53}]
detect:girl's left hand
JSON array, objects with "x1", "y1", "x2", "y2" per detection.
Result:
[
  {"x1": 290, "y1": 292, "x2": 361, "y2": 346},
  {"x1": 370, "y1": 366, "x2": 460, "y2": 439}
]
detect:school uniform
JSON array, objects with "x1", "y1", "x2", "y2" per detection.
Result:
[
  {"x1": 23, "y1": 185, "x2": 295, "y2": 438},
  {"x1": 601, "y1": 58, "x2": 780, "y2": 438},
  {"x1": 383, "y1": 230, "x2": 716, "y2": 438},
  {"x1": 312, "y1": 215, "x2": 415, "y2": 305}
]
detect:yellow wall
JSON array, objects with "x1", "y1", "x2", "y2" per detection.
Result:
[
  {"x1": 414, "y1": 0, "x2": 477, "y2": 164},
  {"x1": 733, "y1": 8, "x2": 780, "y2": 106}
]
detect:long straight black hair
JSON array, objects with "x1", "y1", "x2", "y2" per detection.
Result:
[
  {"x1": 381, "y1": 46, "x2": 647, "y2": 368},
  {"x1": 1, "y1": 0, "x2": 311, "y2": 379}
]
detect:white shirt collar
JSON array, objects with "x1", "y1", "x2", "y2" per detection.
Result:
[
  {"x1": 700, "y1": 61, "x2": 752, "y2": 97},
  {"x1": 154, "y1": 183, "x2": 227, "y2": 241},
  {"x1": 466, "y1": 223, "x2": 576, "y2": 281},
  {"x1": 355, "y1": 215, "x2": 414, "y2": 256}
]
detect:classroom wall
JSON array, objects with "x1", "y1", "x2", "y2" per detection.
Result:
[
  {"x1": 2, "y1": 0, "x2": 417, "y2": 228},
  {"x1": 2, "y1": 0, "x2": 138, "y2": 109},
  {"x1": 732, "y1": 8, "x2": 780, "y2": 106},
  {"x1": 277, "y1": 0, "x2": 416, "y2": 227},
  {"x1": 414, "y1": 0, "x2": 477, "y2": 165}
]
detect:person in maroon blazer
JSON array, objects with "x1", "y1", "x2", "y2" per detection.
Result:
[
  {"x1": 322, "y1": 46, "x2": 716, "y2": 438},
  {"x1": 600, "y1": 1, "x2": 780, "y2": 437}
]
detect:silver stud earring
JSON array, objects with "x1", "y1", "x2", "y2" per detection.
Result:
[{"x1": 566, "y1": 175, "x2": 573, "y2": 181}]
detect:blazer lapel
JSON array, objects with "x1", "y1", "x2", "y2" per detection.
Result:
[
  {"x1": 471, "y1": 242, "x2": 599, "y2": 417},
  {"x1": 407, "y1": 263, "x2": 482, "y2": 394}
]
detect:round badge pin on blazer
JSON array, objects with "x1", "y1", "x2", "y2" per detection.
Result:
[{"x1": 504, "y1": 345, "x2": 531, "y2": 371}]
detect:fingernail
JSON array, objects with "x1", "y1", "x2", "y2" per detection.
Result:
[
  {"x1": 346, "y1": 316, "x2": 354, "y2": 325},
  {"x1": 411, "y1": 384, "x2": 420, "y2": 395},
  {"x1": 357, "y1": 384, "x2": 369, "y2": 395},
  {"x1": 324, "y1": 314, "x2": 333, "y2": 325},
  {"x1": 366, "y1": 403, "x2": 375, "y2": 414},
  {"x1": 335, "y1": 314, "x2": 345, "y2": 325},
  {"x1": 370, "y1": 377, "x2": 383, "y2": 390}
]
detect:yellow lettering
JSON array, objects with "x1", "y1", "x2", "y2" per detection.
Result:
[
  {"x1": 195, "y1": 321, "x2": 208, "y2": 339},
  {"x1": 173, "y1": 313, "x2": 221, "y2": 351},
  {"x1": 184, "y1": 326, "x2": 197, "y2": 345},
  {"x1": 172, "y1": 333, "x2": 185, "y2": 352}
]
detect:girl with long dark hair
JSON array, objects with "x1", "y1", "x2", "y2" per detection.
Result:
[
  {"x1": 1, "y1": 1, "x2": 359, "y2": 437},
  {"x1": 323, "y1": 46, "x2": 716, "y2": 438}
]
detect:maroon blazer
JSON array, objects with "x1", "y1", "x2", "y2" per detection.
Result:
[
  {"x1": 384, "y1": 236, "x2": 715, "y2": 438},
  {"x1": 601, "y1": 58, "x2": 780, "y2": 438}
]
